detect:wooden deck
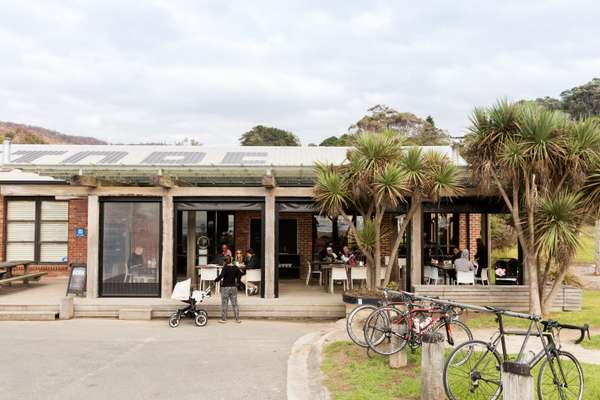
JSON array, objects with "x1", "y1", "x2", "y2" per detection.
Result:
[{"x1": 413, "y1": 284, "x2": 581, "y2": 312}]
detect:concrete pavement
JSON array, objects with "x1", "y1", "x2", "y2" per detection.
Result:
[{"x1": 0, "y1": 319, "x2": 333, "y2": 400}]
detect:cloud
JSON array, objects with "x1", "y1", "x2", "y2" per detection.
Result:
[{"x1": 0, "y1": 0, "x2": 599, "y2": 145}]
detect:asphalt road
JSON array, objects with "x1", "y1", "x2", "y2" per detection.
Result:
[{"x1": 0, "y1": 319, "x2": 329, "y2": 400}]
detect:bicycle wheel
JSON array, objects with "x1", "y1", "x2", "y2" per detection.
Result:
[
  {"x1": 443, "y1": 340, "x2": 502, "y2": 400},
  {"x1": 363, "y1": 306, "x2": 409, "y2": 356},
  {"x1": 537, "y1": 350, "x2": 584, "y2": 400},
  {"x1": 346, "y1": 304, "x2": 378, "y2": 348},
  {"x1": 432, "y1": 319, "x2": 473, "y2": 365}
]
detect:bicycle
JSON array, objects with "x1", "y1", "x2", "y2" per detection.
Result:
[
  {"x1": 346, "y1": 288, "x2": 401, "y2": 348},
  {"x1": 443, "y1": 305, "x2": 590, "y2": 400},
  {"x1": 362, "y1": 290, "x2": 472, "y2": 356}
]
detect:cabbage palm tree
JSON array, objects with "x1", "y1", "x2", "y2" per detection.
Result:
[
  {"x1": 313, "y1": 131, "x2": 462, "y2": 290},
  {"x1": 464, "y1": 100, "x2": 600, "y2": 315}
]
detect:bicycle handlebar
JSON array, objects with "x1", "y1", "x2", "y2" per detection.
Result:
[{"x1": 542, "y1": 320, "x2": 591, "y2": 344}]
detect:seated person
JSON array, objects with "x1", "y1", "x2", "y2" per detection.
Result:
[
  {"x1": 240, "y1": 249, "x2": 259, "y2": 295},
  {"x1": 128, "y1": 245, "x2": 144, "y2": 268},
  {"x1": 448, "y1": 247, "x2": 461, "y2": 281},
  {"x1": 321, "y1": 246, "x2": 338, "y2": 263},
  {"x1": 234, "y1": 249, "x2": 245, "y2": 267},
  {"x1": 340, "y1": 246, "x2": 356, "y2": 266},
  {"x1": 454, "y1": 249, "x2": 474, "y2": 272}
]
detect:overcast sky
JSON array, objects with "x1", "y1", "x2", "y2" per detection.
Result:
[{"x1": 0, "y1": 1, "x2": 599, "y2": 145}]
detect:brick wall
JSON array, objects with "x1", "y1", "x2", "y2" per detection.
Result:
[
  {"x1": 458, "y1": 213, "x2": 481, "y2": 261},
  {"x1": 0, "y1": 197, "x2": 89, "y2": 276},
  {"x1": 234, "y1": 211, "x2": 313, "y2": 279},
  {"x1": 68, "y1": 199, "x2": 88, "y2": 266}
]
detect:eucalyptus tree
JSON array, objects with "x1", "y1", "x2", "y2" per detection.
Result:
[
  {"x1": 464, "y1": 100, "x2": 600, "y2": 315},
  {"x1": 313, "y1": 131, "x2": 462, "y2": 290}
]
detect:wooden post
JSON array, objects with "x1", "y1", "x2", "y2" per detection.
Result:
[
  {"x1": 410, "y1": 203, "x2": 422, "y2": 288},
  {"x1": 86, "y1": 195, "x2": 99, "y2": 299},
  {"x1": 186, "y1": 211, "x2": 196, "y2": 281},
  {"x1": 420, "y1": 332, "x2": 445, "y2": 400},
  {"x1": 389, "y1": 322, "x2": 408, "y2": 368},
  {"x1": 264, "y1": 188, "x2": 276, "y2": 298},
  {"x1": 502, "y1": 362, "x2": 534, "y2": 400},
  {"x1": 161, "y1": 194, "x2": 174, "y2": 298}
]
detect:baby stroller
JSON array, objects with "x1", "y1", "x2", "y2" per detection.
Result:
[{"x1": 169, "y1": 278, "x2": 210, "y2": 328}]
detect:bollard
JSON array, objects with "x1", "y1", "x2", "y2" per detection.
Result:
[
  {"x1": 59, "y1": 295, "x2": 74, "y2": 320},
  {"x1": 389, "y1": 323, "x2": 408, "y2": 368},
  {"x1": 420, "y1": 332, "x2": 445, "y2": 400},
  {"x1": 502, "y1": 362, "x2": 534, "y2": 400}
]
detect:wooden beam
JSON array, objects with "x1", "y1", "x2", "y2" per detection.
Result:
[
  {"x1": 71, "y1": 175, "x2": 98, "y2": 187},
  {"x1": 150, "y1": 175, "x2": 176, "y2": 188}
]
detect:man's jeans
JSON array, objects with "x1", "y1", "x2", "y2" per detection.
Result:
[{"x1": 220, "y1": 286, "x2": 239, "y2": 321}]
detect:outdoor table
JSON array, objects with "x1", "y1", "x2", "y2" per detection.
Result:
[
  {"x1": 317, "y1": 261, "x2": 350, "y2": 292},
  {"x1": 0, "y1": 260, "x2": 34, "y2": 285},
  {"x1": 431, "y1": 263, "x2": 454, "y2": 284}
]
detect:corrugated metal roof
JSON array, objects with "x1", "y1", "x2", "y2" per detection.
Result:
[{"x1": 0, "y1": 144, "x2": 466, "y2": 167}]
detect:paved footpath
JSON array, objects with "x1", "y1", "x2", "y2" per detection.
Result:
[{"x1": 0, "y1": 319, "x2": 332, "y2": 400}]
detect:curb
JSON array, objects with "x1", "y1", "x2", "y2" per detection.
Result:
[{"x1": 287, "y1": 319, "x2": 347, "y2": 400}]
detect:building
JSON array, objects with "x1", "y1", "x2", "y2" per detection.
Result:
[{"x1": 0, "y1": 142, "x2": 500, "y2": 300}]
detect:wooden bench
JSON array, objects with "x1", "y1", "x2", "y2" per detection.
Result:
[{"x1": 0, "y1": 272, "x2": 47, "y2": 286}]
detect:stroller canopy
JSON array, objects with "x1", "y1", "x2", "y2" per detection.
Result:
[{"x1": 171, "y1": 278, "x2": 191, "y2": 301}]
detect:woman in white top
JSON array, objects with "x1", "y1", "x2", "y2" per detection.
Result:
[{"x1": 454, "y1": 249, "x2": 474, "y2": 272}]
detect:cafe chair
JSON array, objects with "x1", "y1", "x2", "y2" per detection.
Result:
[
  {"x1": 428, "y1": 267, "x2": 443, "y2": 285},
  {"x1": 378, "y1": 266, "x2": 388, "y2": 285},
  {"x1": 123, "y1": 264, "x2": 142, "y2": 283},
  {"x1": 245, "y1": 269, "x2": 261, "y2": 296},
  {"x1": 350, "y1": 266, "x2": 367, "y2": 289},
  {"x1": 305, "y1": 261, "x2": 322, "y2": 286},
  {"x1": 200, "y1": 267, "x2": 219, "y2": 295},
  {"x1": 384, "y1": 256, "x2": 390, "y2": 267},
  {"x1": 475, "y1": 267, "x2": 489, "y2": 285},
  {"x1": 330, "y1": 266, "x2": 348, "y2": 294},
  {"x1": 455, "y1": 270, "x2": 475, "y2": 285}
]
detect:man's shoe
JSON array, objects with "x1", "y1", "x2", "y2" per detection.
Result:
[
  {"x1": 236, "y1": 320, "x2": 242, "y2": 324},
  {"x1": 218, "y1": 319, "x2": 227, "y2": 323}
]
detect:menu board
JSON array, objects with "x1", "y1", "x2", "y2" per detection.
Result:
[{"x1": 66, "y1": 264, "x2": 87, "y2": 296}]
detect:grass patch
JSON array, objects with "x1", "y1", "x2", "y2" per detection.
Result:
[
  {"x1": 321, "y1": 341, "x2": 421, "y2": 400},
  {"x1": 582, "y1": 335, "x2": 600, "y2": 350},
  {"x1": 465, "y1": 290, "x2": 600, "y2": 330},
  {"x1": 322, "y1": 340, "x2": 600, "y2": 399}
]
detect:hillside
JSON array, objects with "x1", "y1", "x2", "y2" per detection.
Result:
[{"x1": 0, "y1": 121, "x2": 106, "y2": 145}]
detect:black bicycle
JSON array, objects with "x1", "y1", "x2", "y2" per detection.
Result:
[{"x1": 443, "y1": 306, "x2": 590, "y2": 400}]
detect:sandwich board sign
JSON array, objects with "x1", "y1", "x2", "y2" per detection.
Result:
[{"x1": 66, "y1": 264, "x2": 87, "y2": 296}]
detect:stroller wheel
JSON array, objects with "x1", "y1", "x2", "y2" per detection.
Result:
[
  {"x1": 194, "y1": 310, "x2": 208, "y2": 327},
  {"x1": 169, "y1": 313, "x2": 181, "y2": 328}
]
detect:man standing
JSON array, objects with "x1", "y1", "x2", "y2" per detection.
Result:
[
  {"x1": 475, "y1": 238, "x2": 488, "y2": 278},
  {"x1": 214, "y1": 256, "x2": 243, "y2": 323}
]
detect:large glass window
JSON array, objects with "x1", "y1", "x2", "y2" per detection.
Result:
[
  {"x1": 5, "y1": 199, "x2": 68, "y2": 263},
  {"x1": 100, "y1": 201, "x2": 161, "y2": 297}
]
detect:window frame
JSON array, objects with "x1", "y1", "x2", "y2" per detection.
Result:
[{"x1": 3, "y1": 197, "x2": 69, "y2": 264}]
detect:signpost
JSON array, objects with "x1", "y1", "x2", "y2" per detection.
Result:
[{"x1": 66, "y1": 264, "x2": 87, "y2": 296}]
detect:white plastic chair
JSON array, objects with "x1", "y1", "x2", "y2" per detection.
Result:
[
  {"x1": 423, "y1": 265, "x2": 432, "y2": 284},
  {"x1": 475, "y1": 268, "x2": 489, "y2": 285},
  {"x1": 428, "y1": 267, "x2": 442, "y2": 285},
  {"x1": 305, "y1": 261, "x2": 322, "y2": 286},
  {"x1": 245, "y1": 269, "x2": 261, "y2": 296},
  {"x1": 378, "y1": 267, "x2": 388, "y2": 285},
  {"x1": 330, "y1": 266, "x2": 348, "y2": 293},
  {"x1": 384, "y1": 256, "x2": 390, "y2": 267},
  {"x1": 350, "y1": 267, "x2": 367, "y2": 289},
  {"x1": 456, "y1": 270, "x2": 475, "y2": 285},
  {"x1": 200, "y1": 267, "x2": 219, "y2": 295}
]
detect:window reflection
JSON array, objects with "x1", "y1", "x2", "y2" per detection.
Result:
[{"x1": 101, "y1": 201, "x2": 161, "y2": 297}]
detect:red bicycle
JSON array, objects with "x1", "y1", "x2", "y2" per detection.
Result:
[{"x1": 363, "y1": 290, "x2": 472, "y2": 356}]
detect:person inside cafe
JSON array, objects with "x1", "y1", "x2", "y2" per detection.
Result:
[
  {"x1": 214, "y1": 256, "x2": 243, "y2": 323},
  {"x1": 474, "y1": 238, "x2": 488, "y2": 278},
  {"x1": 234, "y1": 249, "x2": 245, "y2": 266},
  {"x1": 321, "y1": 246, "x2": 338, "y2": 263},
  {"x1": 319, "y1": 241, "x2": 335, "y2": 260},
  {"x1": 240, "y1": 248, "x2": 259, "y2": 295},
  {"x1": 340, "y1": 245, "x2": 356, "y2": 267},
  {"x1": 128, "y1": 245, "x2": 144, "y2": 268},
  {"x1": 454, "y1": 249, "x2": 474, "y2": 272},
  {"x1": 448, "y1": 246, "x2": 461, "y2": 282}
]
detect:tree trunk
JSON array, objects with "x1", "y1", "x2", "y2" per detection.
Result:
[
  {"x1": 541, "y1": 262, "x2": 570, "y2": 316},
  {"x1": 526, "y1": 251, "x2": 543, "y2": 316},
  {"x1": 384, "y1": 202, "x2": 418, "y2": 286},
  {"x1": 595, "y1": 218, "x2": 600, "y2": 276}
]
